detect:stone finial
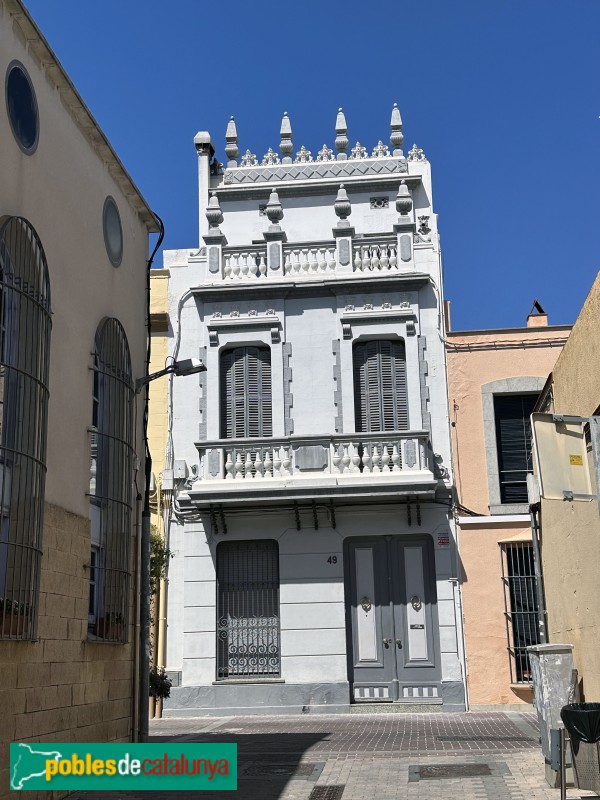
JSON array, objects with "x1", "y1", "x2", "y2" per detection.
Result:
[
  {"x1": 280, "y1": 111, "x2": 294, "y2": 163},
  {"x1": 395, "y1": 180, "x2": 412, "y2": 216},
  {"x1": 206, "y1": 192, "x2": 224, "y2": 230},
  {"x1": 390, "y1": 103, "x2": 404, "y2": 156},
  {"x1": 224, "y1": 116, "x2": 239, "y2": 167},
  {"x1": 266, "y1": 189, "x2": 284, "y2": 228},
  {"x1": 335, "y1": 107, "x2": 349, "y2": 160},
  {"x1": 334, "y1": 184, "x2": 351, "y2": 222}
]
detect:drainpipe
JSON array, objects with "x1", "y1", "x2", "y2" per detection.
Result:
[{"x1": 529, "y1": 503, "x2": 548, "y2": 644}]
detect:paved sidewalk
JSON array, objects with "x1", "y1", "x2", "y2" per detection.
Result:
[{"x1": 72, "y1": 712, "x2": 596, "y2": 799}]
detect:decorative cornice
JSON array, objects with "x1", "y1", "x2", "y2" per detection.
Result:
[{"x1": 222, "y1": 155, "x2": 408, "y2": 185}]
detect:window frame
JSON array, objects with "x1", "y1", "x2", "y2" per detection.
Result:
[{"x1": 481, "y1": 377, "x2": 546, "y2": 515}]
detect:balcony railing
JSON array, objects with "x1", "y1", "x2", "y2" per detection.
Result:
[{"x1": 195, "y1": 431, "x2": 434, "y2": 492}]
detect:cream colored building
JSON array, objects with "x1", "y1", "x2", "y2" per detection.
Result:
[
  {"x1": 446, "y1": 304, "x2": 569, "y2": 708},
  {"x1": 0, "y1": 2, "x2": 158, "y2": 797},
  {"x1": 534, "y1": 272, "x2": 600, "y2": 701}
]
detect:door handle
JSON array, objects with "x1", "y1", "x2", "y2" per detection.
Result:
[
  {"x1": 396, "y1": 639, "x2": 402, "y2": 649},
  {"x1": 382, "y1": 638, "x2": 392, "y2": 647}
]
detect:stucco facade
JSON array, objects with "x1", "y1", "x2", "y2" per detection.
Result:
[
  {"x1": 159, "y1": 110, "x2": 467, "y2": 716},
  {"x1": 0, "y1": 2, "x2": 158, "y2": 797},
  {"x1": 446, "y1": 317, "x2": 569, "y2": 708},
  {"x1": 536, "y1": 271, "x2": 600, "y2": 701}
]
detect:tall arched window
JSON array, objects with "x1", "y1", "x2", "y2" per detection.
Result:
[
  {"x1": 353, "y1": 339, "x2": 408, "y2": 432},
  {"x1": 88, "y1": 318, "x2": 134, "y2": 643},
  {"x1": 0, "y1": 216, "x2": 51, "y2": 640},
  {"x1": 220, "y1": 346, "x2": 272, "y2": 438}
]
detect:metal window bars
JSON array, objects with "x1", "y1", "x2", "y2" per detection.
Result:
[
  {"x1": 216, "y1": 539, "x2": 281, "y2": 680},
  {"x1": 0, "y1": 217, "x2": 51, "y2": 641},
  {"x1": 500, "y1": 542, "x2": 541, "y2": 683},
  {"x1": 87, "y1": 318, "x2": 134, "y2": 643}
]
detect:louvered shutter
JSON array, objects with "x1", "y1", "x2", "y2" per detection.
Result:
[
  {"x1": 494, "y1": 394, "x2": 537, "y2": 503},
  {"x1": 220, "y1": 346, "x2": 272, "y2": 438},
  {"x1": 353, "y1": 340, "x2": 408, "y2": 432}
]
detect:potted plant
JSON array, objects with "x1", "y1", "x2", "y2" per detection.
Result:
[
  {"x1": 149, "y1": 666, "x2": 172, "y2": 701},
  {"x1": 94, "y1": 611, "x2": 125, "y2": 641},
  {"x1": 0, "y1": 598, "x2": 30, "y2": 637}
]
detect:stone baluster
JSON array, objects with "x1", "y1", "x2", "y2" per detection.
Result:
[
  {"x1": 371, "y1": 246, "x2": 380, "y2": 271},
  {"x1": 232, "y1": 254, "x2": 241, "y2": 279},
  {"x1": 335, "y1": 108, "x2": 349, "y2": 160},
  {"x1": 380, "y1": 245, "x2": 389, "y2": 270},
  {"x1": 362, "y1": 245, "x2": 371, "y2": 271},
  {"x1": 291, "y1": 250, "x2": 300, "y2": 274},
  {"x1": 332, "y1": 445, "x2": 342, "y2": 474},
  {"x1": 234, "y1": 449, "x2": 243, "y2": 479},
  {"x1": 241, "y1": 252, "x2": 249, "y2": 279},
  {"x1": 273, "y1": 447, "x2": 282, "y2": 477},
  {"x1": 258, "y1": 254, "x2": 267, "y2": 277},
  {"x1": 361, "y1": 444, "x2": 372, "y2": 473},
  {"x1": 390, "y1": 245, "x2": 398, "y2": 269},
  {"x1": 203, "y1": 192, "x2": 228, "y2": 277},
  {"x1": 224, "y1": 253, "x2": 232, "y2": 279},
  {"x1": 391, "y1": 443, "x2": 401, "y2": 472},
  {"x1": 301, "y1": 249, "x2": 310, "y2": 274},
  {"x1": 381, "y1": 445, "x2": 390, "y2": 472},
  {"x1": 281, "y1": 447, "x2": 292, "y2": 476},
  {"x1": 333, "y1": 184, "x2": 354, "y2": 274},
  {"x1": 354, "y1": 247, "x2": 362, "y2": 272},
  {"x1": 284, "y1": 251, "x2": 292, "y2": 275},
  {"x1": 254, "y1": 450, "x2": 264, "y2": 479},
  {"x1": 341, "y1": 444, "x2": 351, "y2": 473},
  {"x1": 310, "y1": 248, "x2": 319, "y2": 274},
  {"x1": 264, "y1": 448, "x2": 273, "y2": 478},
  {"x1": 394, "y1": 180, "x2": 415, "y2": 270},
  {"x1": 390, "y1": 103, "x2": 404, "y2": 157},
  {"x1": 319, "y1": 248, "x2": 327, "y2": 273},
  {"x1": 279, "y1": 112, "x2": 294, "y2": 163},
  {"x1": 249, "y1": 253, "x2": 258, "y2": 278},
  {"x1": 225, "y1": 116, "x2": 240, "y2": 168},
  {"x1": 350, "y1": 444, "x2": 361, "y2": 473},
  {"x1": 225, "y1": 450, "x2": 234, "y2": 480},
  {"x1": 371, "y1": 444, "x2": 381, "y2": 473},
  {"x1": 264, "y1": 190, "x2": 286, "y2": 273}
]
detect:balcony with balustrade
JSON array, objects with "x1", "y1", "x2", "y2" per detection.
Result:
[{"x1": 187, "y1": 430, "x2": 437, "y2": 508}]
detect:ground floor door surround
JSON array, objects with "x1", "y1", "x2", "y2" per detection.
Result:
[{"x1": 345, "y1": 535, "x2": 441, "y2": 703}]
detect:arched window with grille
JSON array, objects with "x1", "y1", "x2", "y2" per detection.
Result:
[
  {"x1": 88, "y1": 318, "x2": 134, "y2": 643},
  {"x1": 353, "y1": 339, "x2": 408, "y2": 432},
  {"x1": 0, "y1": 216, "x2": 51, "y2": 640},
  {"x1": 220, "y1": 345, "x2": 272, "y2": 438}
]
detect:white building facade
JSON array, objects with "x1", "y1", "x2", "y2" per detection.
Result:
[{"x1": 161, "y1": 107, "x2": 467, "y2": 715}]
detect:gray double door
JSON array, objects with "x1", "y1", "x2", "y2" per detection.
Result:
[{"x1": 346, "y1": 536, "x2": 441, "y2": 703}]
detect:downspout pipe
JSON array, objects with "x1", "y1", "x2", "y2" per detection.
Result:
[{"x1": 139, "y1": 214, "x2": 164, "y2": 742}]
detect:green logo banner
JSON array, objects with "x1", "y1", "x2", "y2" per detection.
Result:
[{"x1": 10, "y1": 742, "x2": 237, "y2": 791}]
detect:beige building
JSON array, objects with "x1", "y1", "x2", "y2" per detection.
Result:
[
  {"x1": 0, "y1": 1, "x2": 158, "y2": 797},
  {"x1": 534, "y1": 272, "x2": 600, "y2": 702},
  {"x1": 446, "y1": 303, "x2": 570, "y2": 708}
]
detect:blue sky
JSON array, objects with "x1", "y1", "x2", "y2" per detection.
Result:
[{"x1": 25, "y1": 0, "x2": 600, "y2": 330}]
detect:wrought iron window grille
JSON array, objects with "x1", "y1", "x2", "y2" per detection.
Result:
[
  {"x1": 0, "y1": 216, "x2": 51, "y2": 641},
  {"x1": 87, "y1": 318, "x2": 134, "y2": 644},
  {"x1": 500, "y1": 542, "x2": 541, "y2": 683}
]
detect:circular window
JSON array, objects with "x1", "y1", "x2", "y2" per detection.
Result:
[
  {"x1": 103, "y1": 196, "x2": 123, "y2": 267},
  {"x1": 5, "y1": 61, "x2": 39, "y2": 155}
]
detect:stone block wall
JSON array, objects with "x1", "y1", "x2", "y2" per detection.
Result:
[{"x1": 0, "y1": 503, "x2": 135, "y2": 800}]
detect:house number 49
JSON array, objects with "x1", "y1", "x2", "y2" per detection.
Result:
[{"x1": 327, "y1": 556, "x2": 338, "y2": 564}]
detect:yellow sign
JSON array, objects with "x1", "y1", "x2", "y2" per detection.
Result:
[{"x1": 570, "y1": 455, "x2": 584, "y2": 466}]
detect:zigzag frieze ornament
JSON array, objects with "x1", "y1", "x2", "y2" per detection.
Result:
[{"x1": 223, "y1": 156, "x2": 407, "y2": 184}]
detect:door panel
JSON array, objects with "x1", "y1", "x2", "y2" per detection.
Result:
[{"x1": 346, "y1": 536, "x2": 440, "y2": 703}]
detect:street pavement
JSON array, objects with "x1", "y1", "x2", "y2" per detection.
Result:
[{"x1": 72, "y1": 711, "x2": 597, "y2": 799}]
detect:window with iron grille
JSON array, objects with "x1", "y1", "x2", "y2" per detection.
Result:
[
  {"x1": 220, "y1": 346, "x2": 272, "y2": 438},
  {"x1": 0, "y1": 216, "x2": 51, "y2": 641},
  {"x1": 500, "y1": 542, "x2": 540, "y2": 683},
  {"x1": 88, "y1": 318, "x2": 134, "y2": 643},
  {"x1": 494, "y1": 394, "x2": 537, "y2": 503},
  {"x1": 353, "y1": 339, "x2": 408, "y2": 432},
  {"x1": 216, "y1": 539, "x2": 280, "y2": 680}
]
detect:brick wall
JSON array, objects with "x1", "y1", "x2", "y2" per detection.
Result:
[{"x1": 0, "y1": 503, "x2": 136, "y2": 800}]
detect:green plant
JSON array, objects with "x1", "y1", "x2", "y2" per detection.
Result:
[
  {"x1": 150, "y1": 527, "x2": 174, "y2": 595},
  {"x1": 149, "y1": 666, "x2": 172, "y2": 701}
]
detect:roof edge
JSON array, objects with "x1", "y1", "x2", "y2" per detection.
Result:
[{"x1": 6, "y1": 0, "x2": 160, "y2": 233}]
